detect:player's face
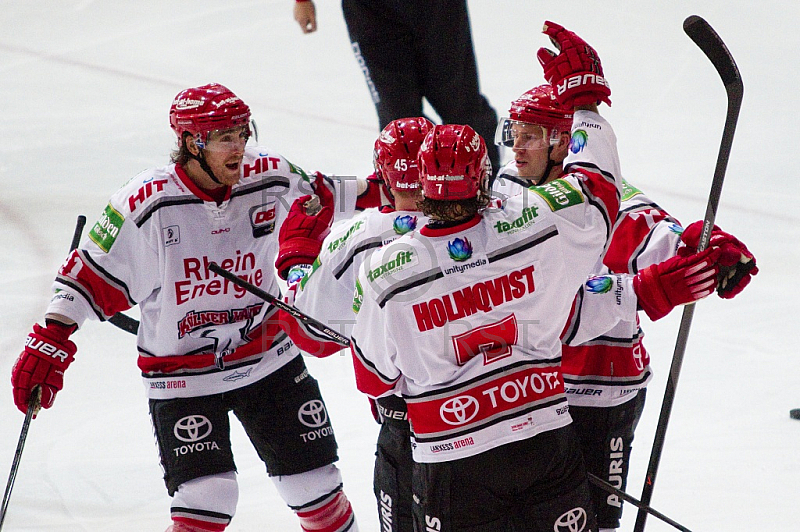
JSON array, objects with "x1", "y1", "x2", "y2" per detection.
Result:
[
  {"x1": 202, "y1": 126, "x2": 249, "y2": 186},
  {"x1": 510, "y1": 122, "x2": 551, "y2": 179}
]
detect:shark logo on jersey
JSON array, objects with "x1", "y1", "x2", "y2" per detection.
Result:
[
  {"x1": 447, "y1": 238, "x2": 473, "y2": 262},
  {"x1": 569, "y1": 129, "x2": 589, "y2": 154},
  {"x1": 393, "y1": 214, "x2": 417, "y2": 235}
]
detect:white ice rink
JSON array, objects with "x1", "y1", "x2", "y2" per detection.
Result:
[{"x1": 1, "y1": 1, "x2": 799, "y2": 530}]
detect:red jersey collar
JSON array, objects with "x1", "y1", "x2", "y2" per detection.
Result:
[
  {"x1": 419, "y1": 214, "x2": 481, "y2": 237},
  {"x1": 175, "y1": 164, "x2": 231, "y2": 203}
]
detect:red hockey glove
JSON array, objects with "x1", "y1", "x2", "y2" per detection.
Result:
[
  {"x1": 633, "y1": 247, "x2": 722, "y2": 321},
  {"x1": 275, "y1": 194, "x2": 333, "y2": 280},
  {"x1": 356, "y1": 173, "x2": 394, "y2": 210},
  {"x1": 679, "y1": 221, "x2": 758, "y2": 299},
  {"x1": 311, "y1": 171, "x2": 335, "y2": 212},
  {"x1": 11, "y1": 321, "x2": 77, "y2": 416},
  {"x1": 537, "y1": 21, "x2": 611, "y2": 108}
]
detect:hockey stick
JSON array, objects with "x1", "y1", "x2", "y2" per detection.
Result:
[
  {"x1": 588, "y1": 474, "x2": 692, "y2": 532},
  {"x1": 634, "y1": 15, "x2": 743, "y2": 532},
  {"x1": 109, "y1": 312, "x2": 139, "y2": 335},
  {"x1": 208, "y1": 262, "x2": 350, "y2": 347},
  {"x1": 0, "y1": 215, "x2": 87, "y2": 531}
]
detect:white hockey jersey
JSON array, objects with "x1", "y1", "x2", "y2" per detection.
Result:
[
  {"x1": 491, "y1": 156, "x2": 684, "y2": 408},
  {"x1": 561, "y1": 181, "x2": 683, "y2": 408},
  {"x1": 288, "y1": 206, "x2": 429, "y2": 356},
  {"x1": 47, "y1": 146, "x2": 361, "y2": 399},
  {"x1": 349, "y1": 110, "x2": 630, "y2": 463},
  {"x1": 490, "y1": 161, "x2": 529, "y2": 200}
]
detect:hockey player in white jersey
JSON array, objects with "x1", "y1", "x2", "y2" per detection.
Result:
[
  {"x1": 347, "y1": 21, "x2": 756, "y2": 531},
  {"x1": 273, "y1": 116, "x2": 432, "y2": 532},
  {"x1": 493, "y1": 80, "x2": 757, "y2": 532},
  {"x1": 351, "y1": 113, "x2": 621, "y2": 530},
  {"x1": 491, "y1": 83, "x2": 573, "y2": 197},
  {"x1": 10, "y1": 83, "x2": 365, "y2": 532},
  {"x1": 347, "y1": 21, "x2": 627, "y2": 529}
]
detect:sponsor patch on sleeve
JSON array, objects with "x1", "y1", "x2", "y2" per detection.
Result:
[
  {"x1": 353, "y1": 279, "x2": 364, "y2": 314},
  {"x1": 286, "y1": 160, "x2": 310, "y2": 180},
  {"x1": 89, "y1": 203, "x2": 125, "y2": 252},
  {"x1": 531, "y1": 179, "x2": 584, "y2": 212},
  {"x1": 620, "y1": 179, "x2": 643, "y2": 202}
]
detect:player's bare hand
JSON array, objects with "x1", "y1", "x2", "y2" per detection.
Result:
[{"x1": 294, "y1": 0, "x2": 317, "y2": 34}]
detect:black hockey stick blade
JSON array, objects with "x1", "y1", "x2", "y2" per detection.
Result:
[
  {"x1": 208, "y1": 262, "x2": 350, "y2": 348},
  {"x1": 682, "y1": 15, "x2": 743, "y2": 250},
  {"x1": 109, "y1": 313, "x2": 139, "y2": 335},
  {"x1": 588, "y1": 474, "x2": 692, "y2": 532},
  {"x1": 790, "y1": 408, "x2": 800, "y2": 420},
  {"x1": 683, "y1": 16, "x2": 742, "y2": 92},
  {"x1": 635, "y1": 17, "x2": 743, "y2": 532}
]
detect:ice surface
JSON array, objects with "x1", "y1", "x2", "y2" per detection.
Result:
[{"x1": 1, "y1": 1, "x2": 798, "y2": 530}]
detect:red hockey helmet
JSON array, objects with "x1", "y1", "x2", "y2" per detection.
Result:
[
  {"x1": 495, "y1": 84, "x2": 573, "y2": 148},
  {"x1": 418, "y1": 124, "x2": 488, "y2": 201},
  {"x1": 169, "y1": 83, "x2": 251, "y2": 146},
  {"x1": 373, "y1": 117, "x2": 434, "y2": 190}
]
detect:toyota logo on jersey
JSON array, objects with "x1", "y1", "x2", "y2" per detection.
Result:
[
  {"x1": 439, "y1": 396, "x2": 479, "y2": 425},
  {"x1": 173, "y1": 415, "x2": 213, "y2": 443},
  {"x1": 298, "y1": 400, "x2": 328, "y2": 428}
]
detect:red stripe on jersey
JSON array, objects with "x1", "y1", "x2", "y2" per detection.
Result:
[
  {"x1": 561, "y1": 340, "x2": 650, "y2": 379},
  {"x1": 604, "y1": 208, "x2": 671, "y2": 274},
  {"x1": 58, "y1": 249, "x2": 132, "y2": 317},
  {"x1": 350, "y1": 344, "x2": 398, "y2": 398},
  {"x1": 405, "y1": 364, "x2": 564, "y2": 436},
  {"x1": 137, "y1": 319, "x2": 284, "y2": 374},
  {"x1": 572, "y1": 166, "x2": 620, "y2": 230}
]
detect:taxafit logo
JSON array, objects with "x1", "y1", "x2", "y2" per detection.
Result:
[{"x1": 447, "y1": 237, "x2": 472, "y2": 261}]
